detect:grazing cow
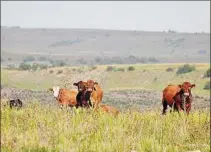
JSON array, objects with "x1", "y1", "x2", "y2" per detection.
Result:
[
  {"x1": 48, "y1": 86, "x2": 78, "y2": 109},
  {"x1": 162, "y1": 82, "x2": 195, "y2": 115},
  {"x1": 9, "y1": 98, "x2": 23, "y2": 109},
  {"x1": 99, "y1": 104, "x2": 120, "y2": 116},
  {"x1": 73, "y1": 81, "x2": 92, "y2": 108},
  {"x1": 86, "y1": 80, "x2": 103, "y2": 110}
]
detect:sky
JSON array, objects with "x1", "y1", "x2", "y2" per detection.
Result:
[{"x1": 1, "y1": 1, "x2": 210, "y2": 33}]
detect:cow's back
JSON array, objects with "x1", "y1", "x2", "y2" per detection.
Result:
[
  {"x1": 59, "y1": 89, "x2": 77, "y2": 106},
  {"x1": 162, "y1": 85, "x2": 181, "y2": 105},
  {"x1": 100, "y1": 104, "x2": 119, "y2": 116}
]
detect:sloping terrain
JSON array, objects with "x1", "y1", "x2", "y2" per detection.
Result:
[{"x1": 1, "y1": 27, "x2": 210, "y2": 66}]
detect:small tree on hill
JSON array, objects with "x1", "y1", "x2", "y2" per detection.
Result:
[
  {"x1": 19, "y1": 62, "x2": 31, "y2": 70},
  {"x1": 176, "y1": 64, "x2": 196, "y2": 74}
]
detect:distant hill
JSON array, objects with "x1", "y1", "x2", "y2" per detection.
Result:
[{"x1": 1, "y1": 26, "x2": 210, "y2": 66}]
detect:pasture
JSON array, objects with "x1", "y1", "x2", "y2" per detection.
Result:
[{"x1": 1, "y1": 63, "x2": 210, "y2": 152}]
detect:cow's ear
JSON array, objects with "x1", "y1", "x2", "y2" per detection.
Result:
[
  {"x1": 73, "y1": 83, "x2": 78, "y2": 86},
  {"x1": 94, "y1": 82, "x2": 98, "y2": 85},
  {"x1": 191, "y1": 84, "x2": 196, "y2": 88},
  {"x1": 49, "y1": 88, "x2": 53, "y2": 91},
  {"x1": 178, "y1": 84, "x2": 182, "y2": 88}
]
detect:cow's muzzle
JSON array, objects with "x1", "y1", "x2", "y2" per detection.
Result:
[{"x1": 184, "y1": 93, "x2": 189, "y2": 96}]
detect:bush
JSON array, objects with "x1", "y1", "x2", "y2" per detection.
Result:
[
  {"x1": 38, "y1": 56, "x2": 47, "y2": 61},
  {"x1": 23, "y1": 56, "x2": 35, "y2": 62},
  {"x1": 57, "y1": 70, "x2": 63, "y2": 74},
  {"x1": 166, "y1": 67, "x2": 174, "y2": 72},
  {"x1": 204, "y1": 68, "x2": 210, "y2": 78},
  {"x1": 106, "y1": 66, "x2": 115, "y2": 71},
  {"x1": 49, "y1": 70, "x2": 54, "y2": 74},
  {"x1": 176, "y1": 64, "x2": 196, "y2": 74},
  {"x1": 32, "y1": 63, "x2": 39, "y2": 71},
  {"x1": 19, "y1": 62, "x2": 31, "y2": 70},
  {"x1": 90, "y1": 66, "x2": 97, "y2": 71},
  {"x1": 39, "y1": 64, "x2": 48, "y2": 70},
  {"x1": 128, "y1": 66, "x2": 135, "y2": 71},
  {"x1": 203, "y1": 81, "x2": 210, "y2": 90}
]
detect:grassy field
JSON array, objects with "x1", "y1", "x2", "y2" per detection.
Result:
[
  {"x1": 1, "y1": 63, "x2": 210, "y2": 96},
  {"x1": 1, "y1": 102, "x2": 210, "y2": 152},
  {"x1": 1, "y1": 63, "x2": 210, "y2": 152}
]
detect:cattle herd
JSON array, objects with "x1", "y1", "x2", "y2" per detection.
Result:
[{"x1": 6, "y1": 80, "x2": 196, "y2": 116}]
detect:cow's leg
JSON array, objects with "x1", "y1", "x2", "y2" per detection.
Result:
[
  {"x1": 162, "y1": 100, "x2": 168, "y2": 115},
  {"x1": 186, "y1": 103, "x2": 191, "y2": 115},
  {"x1": 175, "y1": 101, "x2": 182, "y2": 113}
]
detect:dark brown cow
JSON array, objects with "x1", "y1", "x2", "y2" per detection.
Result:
[
  {"x1": 162, "y1": 82, "x2": 195, "y2": 115},
  {"x1": 86, "y1": 80, "x2": 103, "y2": 110},
  {"x1": 9, "y1": 98, "x2": 23, "y2": 109},
  {"x1": 73, "y1": 81, "x2": 92, "y2": 108}
]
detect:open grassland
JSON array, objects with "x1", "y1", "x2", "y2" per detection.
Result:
[
  {"x1": 1, "y1": 63, "x2": 210, "y2": 96},
  {"x1": 1, "y1": 63, "x2": 210, "y2": 152},
  {"x1": 1, "y1": 102, "x2": 210, "y2": 152}
]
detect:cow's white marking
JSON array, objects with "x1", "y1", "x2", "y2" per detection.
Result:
[{"x1": 52, "y1": 86, "x2": 60, "y2": 98}]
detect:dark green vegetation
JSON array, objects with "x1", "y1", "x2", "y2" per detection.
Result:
[{"x1": 176, "y1": 64, "x2": 196, "y2": 74}]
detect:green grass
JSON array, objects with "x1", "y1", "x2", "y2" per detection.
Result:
[{"x1": 1, "y1": 102, "x2": 210, "y2": 152}]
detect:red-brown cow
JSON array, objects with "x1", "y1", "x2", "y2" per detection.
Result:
[
  {"x1": 99, "y1": 104, "x2": 120, "y2": 116},
  {"x1": 86, "y1": 80, "x2": 103, "y2": 110},
  {"x1": 162, "y1": 82, "x2": 195, "y2": 115},
  {"x1": 49, "y1": 86, "x2": 78, "y2": 109}
]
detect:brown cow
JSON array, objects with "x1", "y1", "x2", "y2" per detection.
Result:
[
  {"x1": 86, "y1": 80, "x2": 103, "y2": 110},
  {"x1": 99, "y1": 104, "x2": 120, "y2": 116},
  {"x1": 73, "y1": 81, "x2": 92, "y2": 108},
  {"x1": 162, "y1": 82, "x2": 195, "y2": 115},
  {"x1": 48, "y1": 86, "x2": 78, "y2": 110}
]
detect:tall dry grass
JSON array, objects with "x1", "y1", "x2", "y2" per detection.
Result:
[{"x1": 1, "y1": 102, "x2": 210, "y2": 152}]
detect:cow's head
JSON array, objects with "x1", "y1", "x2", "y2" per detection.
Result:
[
  {"x1": 49, "y1": 86, "x2": 60, "y2": 98},
  {"x1": 178, "y1": 82, "x2": 195, "y2": 97},
  {"x1": 73, "y1": 81, "x2": 87, "y2": 92},
  {"x1": 86, "y1": 80, "x2": 98, "y2": 92}
]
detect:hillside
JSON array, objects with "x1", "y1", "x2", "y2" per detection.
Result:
[{"x1": 1, "y1": 26, "x2": 210, "y2": 67}]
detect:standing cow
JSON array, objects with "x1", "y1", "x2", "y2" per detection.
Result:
[
  {"x1": 48, "y1": 86, "x2": 78, "y2": 110},
  {"x1": 86, "y1": 80, "x2": 103, "y2": 111},
  {"x1": 162, "y1": 82, "x2": 195, "y2": 115}
]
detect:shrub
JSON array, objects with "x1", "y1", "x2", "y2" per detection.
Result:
[
  {"x1": 31, "y1": 63, "x2": 39, "y2": 71},
  {"x1": 203, "y1": 81, "x2": 210, "y2": 90},
  {"x1": 106, "y1": 66, "x2": 115, "y2": 71},
  {"x1": 128, "y1": 66, "x2": 135, "y2": 71},
  {"x1": 39, "y1": 64, "x2": 48, "y2": 70},
  {"x1": 153, "y1": 77, "x2": 158, "y2": 82},
  {"x1": 166, "y1": 67, "x2": 174, "y2": 72},
  {"x1": 57, "y1": 70, "x2": 63, "y2": 74},
  {"x1": 176, "y1": 64, "x2": 196, "y2": 74},
  {"x1": 204, "y1": 68, "x2": 210, "y2": 78},
  {"x1": 49, "y1": 70, "x2": 54, "y2": 74},
  {"x1": 23, "y1": 56, "x2": 35, "y2": 62},
  {"x1": 38, "y1": 56, "x2": 47, "y2": 61},
  {"x1": 19, "y1": 62, "x2": 31, "y2": 70}
]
